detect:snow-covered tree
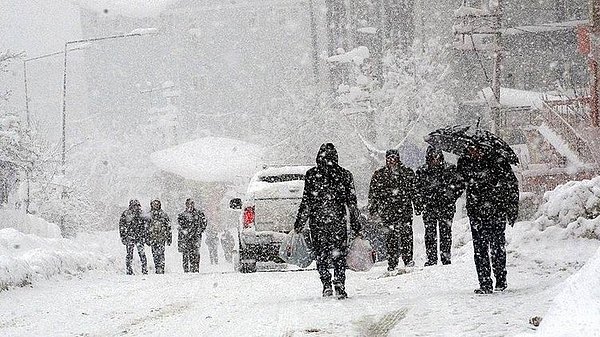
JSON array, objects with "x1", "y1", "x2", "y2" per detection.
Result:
[{"x1": 334, "y1": 39, "x2": 458, "y2": 165}]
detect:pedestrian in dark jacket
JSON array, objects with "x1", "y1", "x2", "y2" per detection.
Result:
[
  {"x1": 294, "y1": 143, "x2": 361, "y2": 299},
  {"x1": 147, "y1": 199, "x2": 172, "y2": 274},
  {"x1": 415, "y1": 146, "x2": 464, "y2": 266},
  {"x1": 177, "y1": 198, "x2": 207, "y2": 273},
  {"x1": 368, "y1": 149, "x2": 418, "y2": 271},
  {"x1": 119, "y1": 199, "x2": 148, "y2": 275},
  {"x1": 457, "y1": 145, "x2": 519, "y2": 294}
]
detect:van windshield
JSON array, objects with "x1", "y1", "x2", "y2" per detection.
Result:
[{"x1": 258, "y1": 174, "x2": 305, "y2": 183}]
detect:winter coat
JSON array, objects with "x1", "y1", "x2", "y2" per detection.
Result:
[
  {"x1": 294, "y1": 143, "x2": 360, "y2": 248},
  {"x1": 147, "y1": 209, "x2": 172, "y2": 246},
  {"x1": 177, "y1": 208, "x2": 207, "y2": 252},
  {"x1": 119, "y1": 208, "x2": 147, "y2": 244},
  {"x1": 368, "y1": 163, "x2": 418, "y2": 224},
  {"x1": 457, "y1": 154, "x2": 519, "y2": 225},
  {"x1": 415, "y1": 149, "x2": 464, "y2": 216}
]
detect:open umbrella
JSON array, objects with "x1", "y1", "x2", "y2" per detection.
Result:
[
  {"x1": 424, "y1": 125, "x2": 519, "y2": 164},
  {"x1": 423, "y1": 125, "x2": 473, "y2": 156},
  {"x1": 469, "y1": 129, "x2": 519, "y2": 165}
]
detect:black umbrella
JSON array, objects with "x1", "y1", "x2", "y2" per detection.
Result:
[
  {"x1": 469, "y1": 129, "x2": 519, "y2": 165},
  {"x1": 423, "y1": 125, "x2": 473, "y2": 156},
  {"x1": 424, "y1": 125, "x2": 519, "y2": 164}
]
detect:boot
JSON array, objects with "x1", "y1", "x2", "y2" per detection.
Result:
[
  {"x1": 334, "y1": 284, "x2": 347, "y2": 300},
  {"x1": 322, "y1": 284, "x2": 333, "y2": 297},
  {"x1": 495, "y1": 283, "x2": 507, "y2": 292},
  {"x1": 474, "y1": 287, "x2": 493, "y2": 295}
]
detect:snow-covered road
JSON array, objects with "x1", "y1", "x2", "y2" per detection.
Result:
[{"x1": 1, "y1": 222, "x2": 597, "y2": 337}]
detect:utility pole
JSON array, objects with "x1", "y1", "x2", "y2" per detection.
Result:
[
  {"x1": 590, "y1": 0, "x2": 600, "y2": 126},
  {"x1": 453, "y1": 0, "x2": 503, "y2": 131},
  {"x1": 308, "y1": 0, "x2": 321, "y2": 109},
  {"x1": 491, "y1": 0, "x2": 503, "y2": 132}
]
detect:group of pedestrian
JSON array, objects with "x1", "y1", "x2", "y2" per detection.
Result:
[
  {"x1": 295, "y1": 142, "x2": 518, "y2": 299},
  {"x1": 118, "y1": 198, "x2": 207, "y2": 274}
]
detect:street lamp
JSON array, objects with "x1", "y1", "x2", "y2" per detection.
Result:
[
  {"x1": 23, "y1": 45, "x2": 89, "y2": 129},
  {"x1": 61, "y1": 28, "x2": 158, "y2": 172},
  {"x1": 22, "y1": 45, "x2": 88, "y2": 213}
]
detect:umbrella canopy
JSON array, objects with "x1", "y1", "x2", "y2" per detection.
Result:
[
  {"x1": 423, "y1": 125, "x2": 472, "y2": 156},
  {"x1": 424, "y1": 126, "x2": 519, "y2": 164}
]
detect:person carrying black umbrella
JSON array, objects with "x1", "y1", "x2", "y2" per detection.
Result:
[
  {"x1": 457, "y1": 144, "x2": 519, "y2": 294},
  {"x1": 368, "y1": 149, "x2": 418, "y2": 271},
  {"x1": 415, "y1": 146, "x2": 464, "y2": 266}
]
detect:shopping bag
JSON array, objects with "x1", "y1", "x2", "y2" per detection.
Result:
[
  {"x1": 346, "y1": 237, "x2": 376, "y2": 272},
  {"x1": 278, "y1": 232, "x2": 314, "y2": 268}
]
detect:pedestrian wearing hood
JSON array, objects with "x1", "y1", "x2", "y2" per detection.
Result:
[
  {"x1": 294, "y1": 143, "x2": 361, "y2": 299},
  {"x1": 415, "y1": 146, "x2": 464, "y2": 266},
  {"x1": 457, "y1": 145, "x2": 519, "y2": 294},
  {"x1": 147, "y1": 199, "x2": 172, "y2": 274},
  {"x1": 177, "y1": 198, "x2": 207, "y2": 273},
  {"x1": 119, "y1": 199, "x2": 148, "y2": 275},
  {"x1": 368, "y1": 149, "x2": 418, "y2": 271}
]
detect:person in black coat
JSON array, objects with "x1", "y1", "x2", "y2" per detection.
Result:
[
  {"x1": 457, "y1": 145, "x2": 519, "y2": 294},
  {"x1": 368, "y1": 149, "x2": 418, "y2": 271},
  {"x1": 294, "y1": 143, "x2": 361, "y2": 299},
  {"x1": 147, "y1": 199, "x2": 172, "y2": 274},
  {"x1": 177, "y1": 198, "x2": 207, "y2": 273},
  {"x1": 119, "y1": 199, "x2": 148, "y2": 275},
  {"x1": 415, "y1": 146, "x2": 464, "y2": 266}
]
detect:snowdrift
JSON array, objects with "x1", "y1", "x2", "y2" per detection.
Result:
[
  {"x1": 533, "y1": 247, "x2": 600, "y2": 336},
  {"x1": 0, "y1": 229, "x2": 121, "y2": 291},
  {"x1": 534, "y1": 176, "x2": 600, "y2": 239},
  {"x1": 0, "y1": 210, "x2": 61, "y2": 238}
]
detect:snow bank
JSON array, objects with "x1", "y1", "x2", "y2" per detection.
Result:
[
  {"x1": 0, "y1": 229, "x2": 120, "y2": 290},
  {"x1": 533, "y1": 247, "x2": 600, "y2": 336},
  {"x1": 0, "y1": 210, "x2": 61, "y2": 238},
  {"x1": 534, "y1": 177, "x2": 600, "y2": 236}
]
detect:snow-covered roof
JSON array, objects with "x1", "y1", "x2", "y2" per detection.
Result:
[
  {"x1": 254, "y1": 166, "x2": 312, "y2": 178},
  {"x1": 327, "y1": 46, "x2": 370, "y2": 65},
  {"x1": 150, "y1": 137, "x2": 264, "y2": 183},
  {"x1": 502, "y1": 20, "x2": 588, "y2": 36},
  {"x1": 479, "y1": 87, "x2": 560, "y2": 109}
]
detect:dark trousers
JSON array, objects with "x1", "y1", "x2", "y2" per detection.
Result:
[
  {"x1": 125, "y1": 241, "x2": 147, "y2": 275},
  {"x1": 182, "y1": 249, "x2": 200, "y2": 273},
  {"x1": 315, "y1": 242, "x2": 347, "y2": 288},
  {"x1": 424, "y1": 211, "x2": 453, "y2": 265},
  {"x1": 470, "y1": 215, "x2": 507, "y2": 290},
  {"x1": 385, "y1": 220, "x2": 413, "y2": 269},
  {"x1": 151, "y1": 244, "x2": 166, "y2": 274}
]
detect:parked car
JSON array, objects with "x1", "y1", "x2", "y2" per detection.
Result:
[{"x1": 230, "y1": 166, "x2": 312, "y2": 273}]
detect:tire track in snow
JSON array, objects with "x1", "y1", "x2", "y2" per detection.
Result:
[
  {"x1": 117, "y1": 301, "x2": 191, "y2": 335},
  {"x1": 359, "y1": 308, "x2": 408, "y2": 337}
]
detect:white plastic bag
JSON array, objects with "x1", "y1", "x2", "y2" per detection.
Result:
[
  {"x1": 346, "y1": 237, "x2": 376, "y2": 272},
  {"x1": 278, "y1": 232, "x2": 314, "y2": 268}
]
